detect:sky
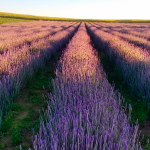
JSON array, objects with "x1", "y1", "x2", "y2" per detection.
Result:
[{"x1": 0, "y1": 0, "x2": 150, "y2": 19}]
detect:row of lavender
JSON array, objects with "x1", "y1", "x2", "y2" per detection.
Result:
[
  {"x1": 93, "y1": 22, "x2": 150, "y2": 41},
  {"x1": 0, "y1": 22, "x2": 77, "y2": 77},
  {"x1": 91, "y1": 22, "x2": 150, "y2": 59},
  {"x1": 30, "y1": 24, "x2": 143, "y2": 150},
  {"x1": 92, "y1": 22, "x2": 150, "y2": 55},
  {"x1": 0, "y1": 21, "x2": 76, "y2": 53},
  {"x1": 86, "y1": 23, "x2": 150, "y2": 102},
  {"x1": 0, "y1": 21, "x2": 76, "y2": 80},
  {"x1": 0, "y1": 22, "x2": 80, "y2": 129},
  {"x1": 92, "y1": 22, "x2": 150, "y2": 51}
]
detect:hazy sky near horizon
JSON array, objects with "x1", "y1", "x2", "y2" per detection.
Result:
[{"x1": 0, "y1": 0, "x2": 150, "y2": 19}]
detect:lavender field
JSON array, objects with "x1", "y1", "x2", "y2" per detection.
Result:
[
  {"x1": 86, "y1": 23, "x2": 150, "y2": 101},
  {"x1": 0, "y1": 20, "x2": 150, "y2": 150}
]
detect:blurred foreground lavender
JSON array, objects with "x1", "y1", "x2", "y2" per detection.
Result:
[{"x1": 31, "y1": 24, "x2": 143, "y2": 150}]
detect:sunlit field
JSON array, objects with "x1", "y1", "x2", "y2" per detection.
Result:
[
  {"x1": 0, "y1": 12, "x2": 77, "y2": 24},
  {"x1": 1, "y1": 15, "x2": 150, "y2": 149}
]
